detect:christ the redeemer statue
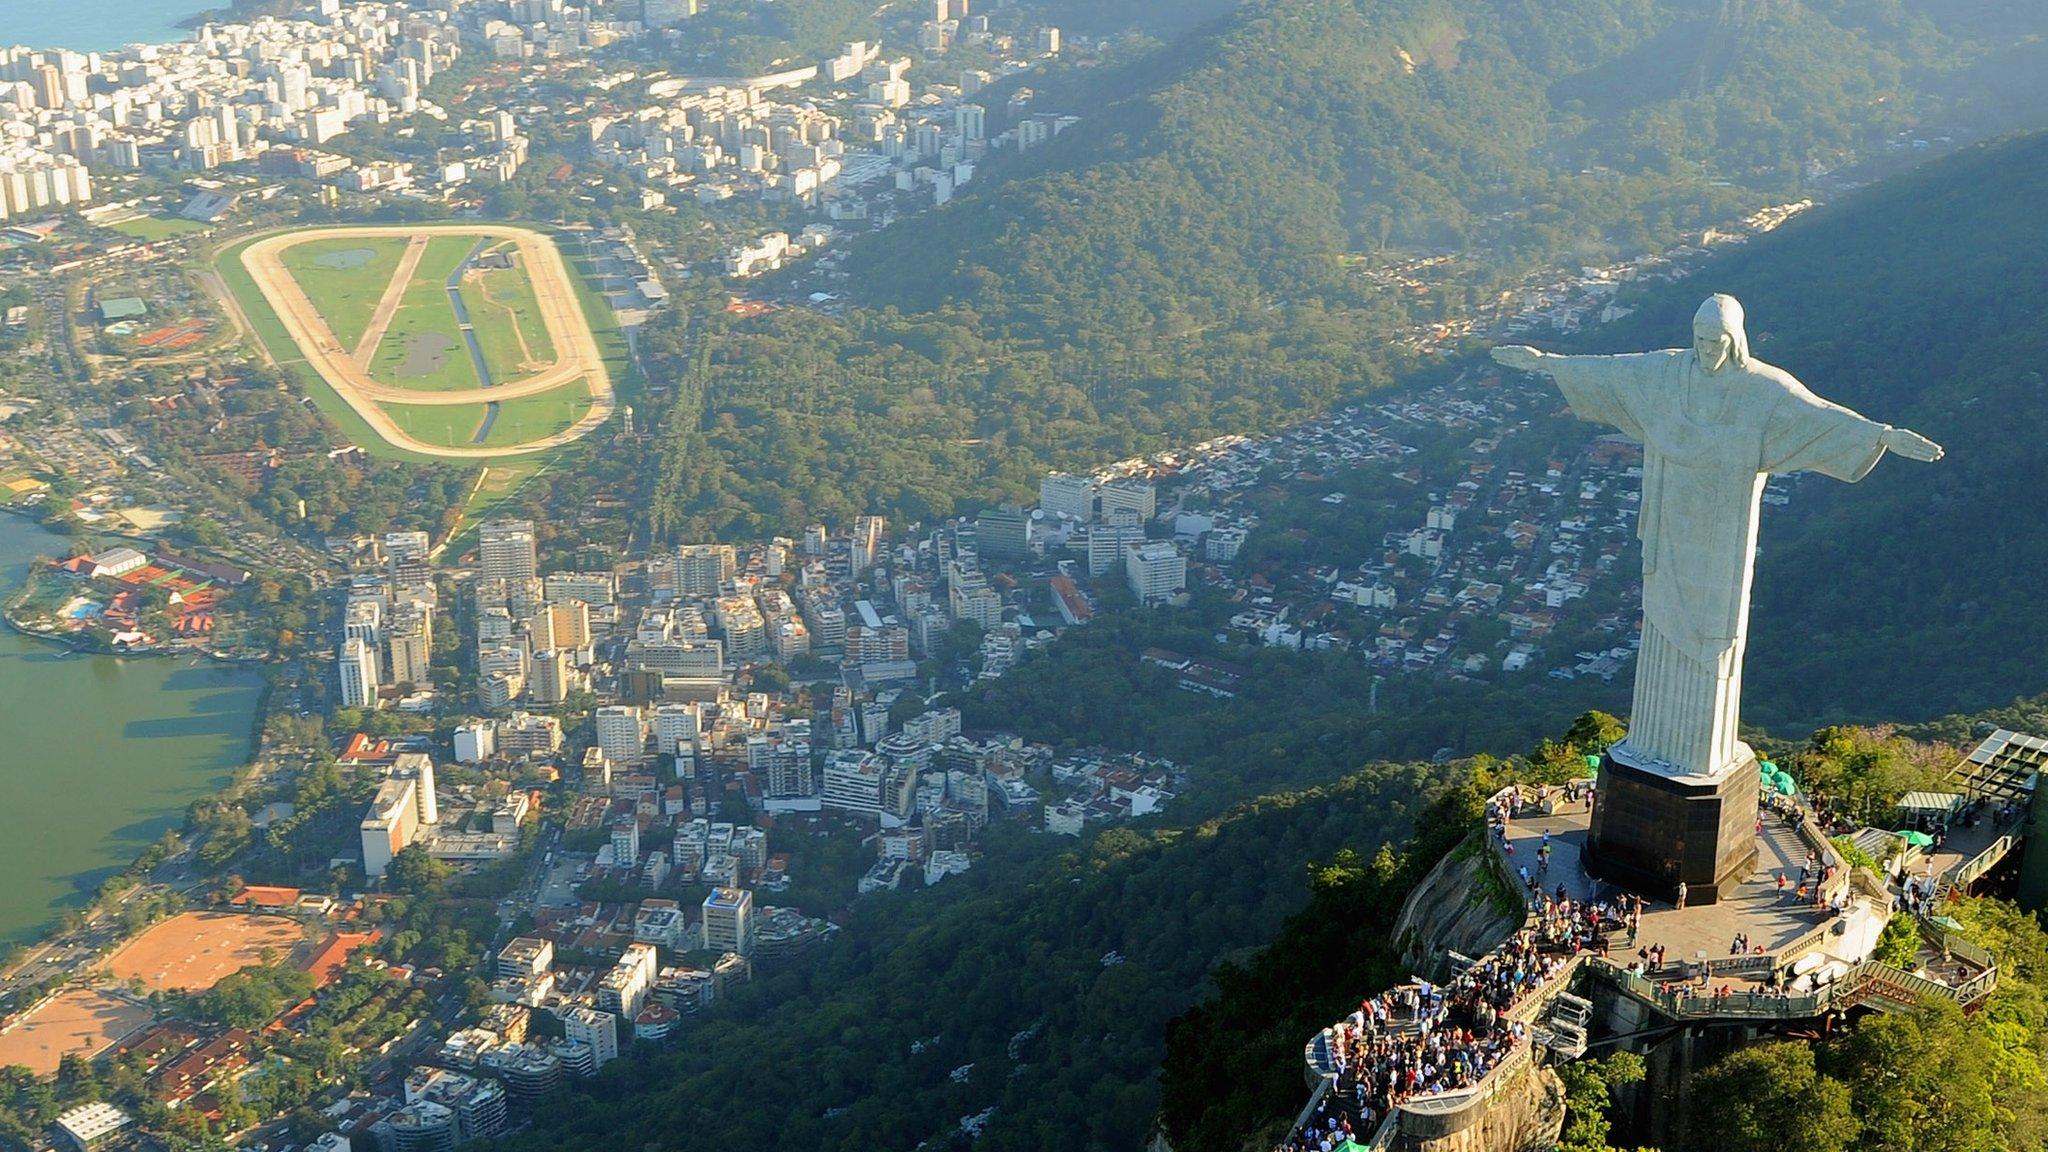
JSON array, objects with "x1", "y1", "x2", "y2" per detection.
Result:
[{"x1": 1493, "y1": 295, "x2": 1941, "y2": 899}]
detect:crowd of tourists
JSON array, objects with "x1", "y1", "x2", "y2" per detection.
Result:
[{"x1": 1289, "y1": 929, "x2": 1573, "y2": 1150}]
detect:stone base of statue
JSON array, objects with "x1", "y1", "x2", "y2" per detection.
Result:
[{"x1": 1585, "y1": 741, "x2": 1759, "y2": 906}]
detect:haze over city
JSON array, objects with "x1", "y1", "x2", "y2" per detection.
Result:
[{"x1": 0, "y1": 2, "x2": 2045, "y2": 1152}]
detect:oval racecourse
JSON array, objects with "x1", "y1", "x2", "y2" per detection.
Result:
[{"x1": 221, "y1": 224, "x2": 616, "y2": 459}]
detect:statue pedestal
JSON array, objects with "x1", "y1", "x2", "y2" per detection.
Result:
[{"x1": 1585, "y1": 744, "x2": 1759, "y2": 905}]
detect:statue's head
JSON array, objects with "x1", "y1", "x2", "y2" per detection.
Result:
[{"x1": 1692, "y1": 294, "x2": 1750, "y2": 374}]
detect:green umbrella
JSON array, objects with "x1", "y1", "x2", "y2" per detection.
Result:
[
  {"x1": 1894, "y1": 830, "x2": 1935, "y2": 848},
  {"x1": 1774, "y1": 774, "x2": 1798, "y2": 796},
  {"x1": 1584, "y1": 754, "x2": 1601, "y2": 770},
  {"x1": 1761, "y1": 760, "x2": 1778, "y2": 774}
]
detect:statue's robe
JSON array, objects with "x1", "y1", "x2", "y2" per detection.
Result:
[{"x1": 1542, "y1": 350, "x2": 1890, "y2": 776}]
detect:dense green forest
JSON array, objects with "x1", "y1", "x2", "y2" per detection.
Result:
[
  {"x1": 956, "y1": 613, "x2": 1624, "y2": 808},
  {"x1": 853, "y1": 0, "x2": 2048, "y2": 322},
  {"x1": 500, "y1": 762, "x2": 1458, "y2": 1152},
  {"x1": 1670, "y1": 890, "x2": 2048, "y2": 1152},
  {"x1": 1567, "y1": 129, "x2": 2048, "y2": 726}
]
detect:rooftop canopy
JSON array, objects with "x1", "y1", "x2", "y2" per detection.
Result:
[{"x1": 1898, "y1": 790, "x2": 1966, "y2": 816}]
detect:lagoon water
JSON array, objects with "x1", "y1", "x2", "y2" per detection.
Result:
[
  {"x1": 0, "y1": 515, "x2": 262, "y2": 943},
  {"x1": 0, "y1": 0, "x2": 216, "y2": 54}
]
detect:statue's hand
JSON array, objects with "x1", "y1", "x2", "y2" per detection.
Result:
[
  {"x1": 1883, "y1": 427, "x2": 1944, "y2": 463},
  {"x1": 1491, "y1": 345, "x2": 1547, "y2": 373}
]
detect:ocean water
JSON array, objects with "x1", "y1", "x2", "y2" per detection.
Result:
[{"x1": 0, "y1": 0, "x2": 218, "y2": 54}]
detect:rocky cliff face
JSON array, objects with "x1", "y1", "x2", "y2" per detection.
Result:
[
  {"x1": 1392, "y1": 834, "x2": 1526, "y2": 979},
  {"x1": 1392, "y1": 1064, "x2": 1568, "y2": 1152}
]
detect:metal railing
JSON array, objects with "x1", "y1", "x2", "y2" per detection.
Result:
[
  {"x1": 1919, "y1": 916, "x2": 1996, "y2": 969},
  {"x1": 1397, "y1": 1041, "x2": 1533, "y2": 1117},
  {"x1": 1592, "y1": 961, "x2": 1827, "y2": 1019},
  {"x1": 1590, "y1": 950, "x2": 1998, "y2": 1020},
  {"x1": 1939, "y1": 833, "x2": 2019, "y2": 898},
  {"x1": 1289, "y1": 1074, "x2": 1333, "y2": 1134}
]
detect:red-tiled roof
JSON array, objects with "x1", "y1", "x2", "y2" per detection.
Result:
[{"x1": 231, "y1": 885, "x2": 301, "y2": 908}]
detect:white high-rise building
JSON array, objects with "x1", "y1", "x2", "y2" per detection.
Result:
[
  {"x1": 388, "y1": 608, "x2": 432, "y2": 687},
  {"x1": 1125, "y1": 541, "x2": 1187, "y2": 607},
  {"x1": 1039, "y1": 472, "x2": 1097, "y2": 520},
  {"x1": 1085, "y1": 510, "x2": 1147, "y2": 577},
  {"x1": 596, "y1": 942, "x2": 659, "y2": 1021},
  {"x1": 596, "y1": 705, "x2": 647, "y2": 766},
  {"x1": 654, "y1": 703, "x2": 701, "y2": 758},
  {"x1": 479, "y1": 520, "x2": 539, "y2": 584},
  {"x1": 1098, "y1": 477, "x2": 1156, "y2": 520},
  {"x1": 851, "y1": 516, "x2": 886, "y2": 575},
  {"x1": 675, "y1": 544, "x2": 735, "y2": 597},
  {"x1": 360, "y1": 756, "x2": 438, "y2": 880},
  {"x1": 454, "y1": 721, "x2": 496, "y2": 764},
  {"x1": 611, "y1": 820, "x2": 641, "y2": 868},
  {"x1": 955, "y1": 103, "x2": 985, "y2": 142},
  {"x1": 701, "y1": 888, "x2": 754, "y2": 957},
  {"x1": 821, "y1": 750, "x2": 885, "y2": 817},
  {"x1": 560, "y1": 1006, "x2": 618, "y2": 1068},
  {"x1": 528, "y1": 649, "x2": 570, "y2": 705},
  {"x1": 340, "y1": 636, "x2": 381, "y2": 708},
  {"x1": 397, "y1": 753, "x2": 440, "y2": 828}
]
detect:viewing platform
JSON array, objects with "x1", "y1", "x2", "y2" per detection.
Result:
[{"x1": 1289, "y1": 751, "x2": 2022, "y2": 1152}]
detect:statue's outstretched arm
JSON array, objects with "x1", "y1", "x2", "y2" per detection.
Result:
[
  {"x1": 1880, "y1": 427, "x2": 1944, "y2": 462},
  {"x1": 1492, "y1": 345, "x2": 1547, "y2": 373},
  {"x1": 1492, "y1": 345, "x2": 1657, "y2": 440}
]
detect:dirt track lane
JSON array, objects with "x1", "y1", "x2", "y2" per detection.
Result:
[
  {"x1": 238, "y1": 224, "x2": 615, "y2": 459},
  {"x1": 352, "y1": 234, "x2": 430, "y2": 364}
]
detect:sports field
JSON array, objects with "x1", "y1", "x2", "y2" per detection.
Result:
[
  {"x1": 482, "y1": 383, "x2": 594, "y2": 447},
  {"x1": 105, "y1": 911, "x2": 303, "y2": 993},
  {"x1": 0, "y1": 988, "x2": 153, "y2": 1075},
  {"x1": 471, "y1": 243, "x2": 557, "y2": 379},
  {"x1": 382, "y1": 380, "x2": 594, "y2": 449},
  {"x1": 279, "y1": 236, "x2": 412, "y2": 351},
  {"x1": 220, "y1": 224, "x2": 616, "y2": 459},
  {"x1": 365, "y1": 236, "x2": 483, "y2": 392}
]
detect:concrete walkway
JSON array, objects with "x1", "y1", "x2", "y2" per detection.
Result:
[{"x1": 1496, "y1": 795, "x2": 1845, "y2": 976}]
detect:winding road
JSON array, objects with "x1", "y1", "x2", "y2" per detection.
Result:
[{"x1": 236, "y1": 224, "x2": 616, "y2": 459}]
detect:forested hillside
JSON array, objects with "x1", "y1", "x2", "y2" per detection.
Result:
[
  {"x1": 853, "y1": 0, "x2": 2048, "y2": 323},
  {"x1": 1006, "y1": 0, "x2": 1243, "y2": 39},
  {"x1": 619, "y1": 0, "x2": 2048, "y2": 542},
  {"x1": 500, "y1": 763, "x2": 1466, "y2": 1152},
  {"x1": 1573, "y1": 130, "x2": 2048, "y2": 727}
]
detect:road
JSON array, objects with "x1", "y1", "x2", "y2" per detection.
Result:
[{"x1": 235, "y1": 224, "x2": 616, "y2": 459}]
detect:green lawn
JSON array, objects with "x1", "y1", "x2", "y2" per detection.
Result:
[
  {"x1": 279, "y1": 236, "x2": 410, "y2": 350},
  {"x1": 105, "y1": 215, "x2": 208, "y2": 241},
  {"x1": 215, "y1": 224, "x2": 618, "y2": 463},
  {"x1": 441, "y1": 458, "x2": 549, "y2": 556},
  {"x1": 469, "y1": 251, "x2": 557, "y2": 381},
  {"x1": 380, "y1": 401, "x2": 490, "y2": 448},
  {"x1": 367, "y1": 236, "x2": 485, "y2": 392},
  {"x1": 375, "y1": 380, "x2": 590, "y2": 450},
  {"x1": 479, "y1": 381, "x2": 591, "y2": 447},
  {"x1": 217, "y1": 234, "x2": 443, "y2": 464}
]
